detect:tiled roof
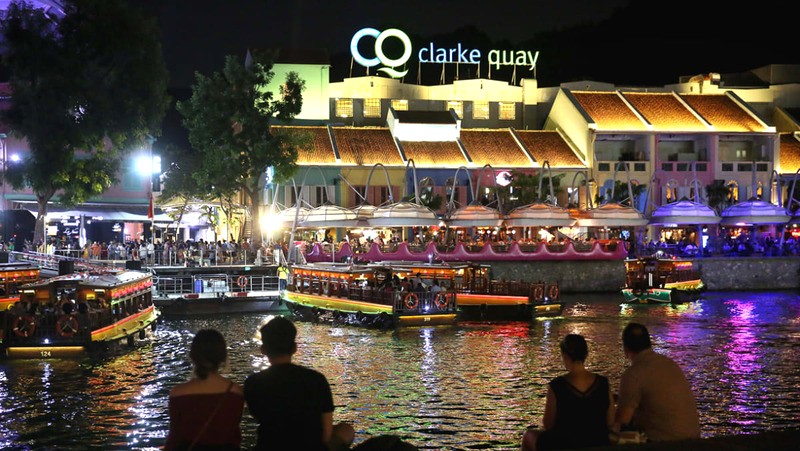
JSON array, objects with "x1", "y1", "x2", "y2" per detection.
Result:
[
  {"x1": 621, "y1": 92, "x2": 708, "y2": 131},
  {"x1": 571, "y1": 92, "x2": 648, "y2": 131},
  {"x1": 271, "y1": 125, "x2": 336, "y2": 164},
  {"x1": 514, "y1": 130, "x2": 585, "y2": 168},
  {"x1": 332, "y1": 127, "x2": 403, "y2": 166},
  {"x1": 679, "y1": 94, "x2": 768, "y2": 132},
  {"x1": 780, "y1": 133, "x2": 800, "y2": 174},
  {"x1": 400, "y1": 141, "x2": 466, "y2": 167},
  {"x1": 460, "y1": 129, "x2": 531, "y2": 167}
]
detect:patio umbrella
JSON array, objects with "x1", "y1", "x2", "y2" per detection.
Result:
[
  {"x1": 368, "y1": 201, "x2": 440, "y2": 227},
  {"x1": 447, "y1": 204, "x2": 504, "y2": 228},
  {"x1": 505, "y1": 203, "x2": 576, "y2": 228},
  {"x1": 575, "y1": 203, "x2": 648, "y2": 227},
  {"x1": 720, "y1": 199, "x2": 790, "y2": 226},
  {"x1": 298, "y1": 204, "x2": 361, "y2": 229},
  {"x1": 649, "y1": 199, "x2": 721, "y2": 225}
]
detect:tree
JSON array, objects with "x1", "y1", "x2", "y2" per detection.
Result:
[
  {"x1": 496, "y1": 170, "x2": 565, "y2": 211},
  {"x1": 0, "y1": 0, "x2": 170, "y2": 244},
  {"x1": 176, "y1": 51, "x2": 305, "y2": 244},
  {"x1": 598, "y1": 180, "x2": 647, "y2": 208},
  {"x1": 705, "y1": 180, "x2": 732, "y2": 215}
]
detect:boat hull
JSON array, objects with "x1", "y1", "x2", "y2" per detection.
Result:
[
  {"x1": 621, "y1": 282, "x2": 705, "y2": 305},
  {"x1": 1, "y1": 306, "x2": 161, "y2": 359},
  {"x1": 456, "y1": 293, "x2": 563, "y2": 319},
  {"x1": 154, "y1": 292, "x2": 286, "y2": 317},
  {"x1": 282, "y1": 289, "x2": 457, "y2": 328}
]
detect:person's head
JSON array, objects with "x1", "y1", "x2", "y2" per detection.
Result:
[
  {"x1": 559, "y1": 334, "x2": 588, "y2": 362},
  {"x1": 622, "y1": 322, "x2": 652, "y2": 354},
  {"x1": 259, "y1": 316, "x2": 297, "y2": 358},
  {"x1": 190, "y1": 329, "x2": 228, "y2": 379}
]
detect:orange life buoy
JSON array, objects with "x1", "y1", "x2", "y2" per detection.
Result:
[
  {"x1": 548, "y1": 284, "x2": 560, "y2": 300},
  {"x1": 404, "y1": 293, "x2": 419, "y2": 310},
  {"x1": 56, "y1": 314, "x2": 79, "y2": 337},
  {"x1": 236, "y1": 275, "x2": 248, "y2": 289},
  {"x1": 434, "y1": 293, "x2": 449, "y2": 310},
  {"x1": 533, "y1": 285, "x2": 544, "y2": 302},
  {"x1": 12, "y1": 315, "x2": 36, "y2": 338}
]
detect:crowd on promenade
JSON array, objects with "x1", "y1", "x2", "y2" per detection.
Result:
[
  {"x1": 8, "y1": 224, "x2": 800, "y2": 269},
  {"x1": 164, "y1": 317, "x2": 700, "y2": 450},
  {"x1": 12, "y1": 237, "x2": 285, "y2": 267}
]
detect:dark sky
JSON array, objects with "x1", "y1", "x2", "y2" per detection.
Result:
[{"x1": 136, "y1": 0, "x2": 797, "y2": 88}]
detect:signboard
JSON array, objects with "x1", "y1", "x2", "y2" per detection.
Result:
[{"x1": 351, "y1": 27, "x2": 539, "y2": 79}]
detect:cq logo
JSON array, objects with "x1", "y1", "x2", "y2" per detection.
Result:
[{"x1": 350, "y1": 28, "x2": 411, "y2": 78}]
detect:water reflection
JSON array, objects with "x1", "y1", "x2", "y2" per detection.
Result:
[{"x1": 0, "y1": 291, "x2": 798, "y2": 449}]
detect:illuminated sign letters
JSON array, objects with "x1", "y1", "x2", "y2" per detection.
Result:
[
  {"x1": 351, "y1": 27, "x2": 540, "y2": 79},
  {"x1": 350, "y1": 27, "x2": 412, "y2": 78}
]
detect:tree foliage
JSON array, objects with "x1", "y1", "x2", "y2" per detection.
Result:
[
  {"x1": 596, "y1": 180, "x2": 647, "y2": 208},
  {"x1": 174, "y1": 50, "x2": 305, "y2": 243},
  {"x1": 495, "y1": 170, "x2": 565, "y2": 212},
  {"x1": 705, "y1": 179, "x2": 733, "y2": 215},
  {"x1": 0, "y1": 0, "x2": 170, "y2": 243}
]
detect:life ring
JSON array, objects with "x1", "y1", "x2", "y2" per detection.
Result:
[
  {"x1": 533, "y1": 285, "x2": 545, "y2": 302},
  {"x1": 12, "y1": 315, "x2": 36, "y2": 338},
  {"x1": 56, "y1": 314, "x2": 79, "y2": 337},
  {"x1": 236, "y1": 275, "x2": 248, "y2": 289},
  {"x1": 434, "y1": 293, "x2": 449, "y2": 310},
  {"x1": 548, "y1": 284, "x2": 560, "y2": 300},
  {"x1": 403, "y1": 293, "x2": 419, "y2": 310}
]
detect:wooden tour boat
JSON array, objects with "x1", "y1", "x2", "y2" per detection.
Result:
[
  {"x1": 0, "y1": 262, "x2": 42, "y2": 312},
  {"x1": 152, "y1": 270, "x2": 285, "y2": 317},
  {"x1": 283, "y1": 263, "x2": 459, "y2": 328},
  {"x1": 377, "y1": 261, "x2": 562, "y2": 319},
  {"x1": 621, "y1": 257, "x2": 705, "y2": 304},
  {"x1": 0, "y1": 269, "x2": 160, "y2": 358}
]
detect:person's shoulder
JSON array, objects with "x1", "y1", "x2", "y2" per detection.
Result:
[{"x1": 169, "y1": 380, "x2": 197, "y2": 398}]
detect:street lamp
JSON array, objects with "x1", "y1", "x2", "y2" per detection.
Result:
[{"x1": 136, "y1": 137, "x2": 159, "y2": 243}]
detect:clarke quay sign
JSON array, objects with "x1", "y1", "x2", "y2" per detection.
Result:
[{"x1": 350, "y1": 27, "x2": 539, "y2": 79}]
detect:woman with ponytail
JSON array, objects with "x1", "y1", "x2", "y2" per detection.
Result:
[{"x1": 165, "y1": 329, "x2": 245, "y2": 450}]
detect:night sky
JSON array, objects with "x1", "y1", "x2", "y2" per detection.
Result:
[{"x1": 134, "y1": 0, "x2": 796, "y2": 89}]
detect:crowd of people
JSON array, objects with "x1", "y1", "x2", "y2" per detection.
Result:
[
  {"x1": 164, "y1": 318, "x2": 700, "y2": 451},
  {"x1": 24, "y1": 236, "x2": 289, "y2": 267}
]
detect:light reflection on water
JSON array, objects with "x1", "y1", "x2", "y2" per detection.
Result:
[{"x1": 0, "y1": 290, "x2": 798, "y2": 450}]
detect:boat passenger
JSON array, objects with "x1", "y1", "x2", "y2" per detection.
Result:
[{"x1": 521, "y1": 334, "x2": 614, "y2": 451}]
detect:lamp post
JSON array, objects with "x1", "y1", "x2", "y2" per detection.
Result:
[{"x1": 0, "y1": 133, "x2": 6, "y2": 243}]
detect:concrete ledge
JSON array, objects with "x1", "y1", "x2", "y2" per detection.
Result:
[{"x1": 576, "y1": 429, "x2": 800, "y2": 451}]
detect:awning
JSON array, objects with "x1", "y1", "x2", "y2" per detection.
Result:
[{"x1": 19, "y1": 204, "x2": 173, "y2": 223}]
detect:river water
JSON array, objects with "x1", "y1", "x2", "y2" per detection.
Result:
[{"x1": 1, "y1": 290, "x2": 799, "y2": 450}]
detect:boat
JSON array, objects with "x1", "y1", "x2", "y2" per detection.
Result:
[
  {"x1": 621, "y1": 257, "x2": 705, "y2": 304},
  {"x1": 0, "y1": 262, "x2": 42, "y2": 312},
  {"x1": 0, "y1": 269, "x2": 160, "y2": 358},
  {"x1": 151, "y1": 270, "x2": 285, "y2": 317},
  {"x1": 376, "y1": 261, "x2": 563, "y2": 319},
  {"x1": 283, "y1": 263, "x2": 459, "y2": 328}
]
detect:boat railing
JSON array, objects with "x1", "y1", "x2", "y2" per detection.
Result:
[
  {"x1": 289, "y1": 273, "x2": 457, "y2": 313},
  {"x1": 393, "y1": 290, "x2": 456, "y2": 313},
  {"x1": 153, "y1": 274, "x2": 279, "y2": 297},
  {"x1": 153, "y1": 277, "x2": 188, "y2": 297}
]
